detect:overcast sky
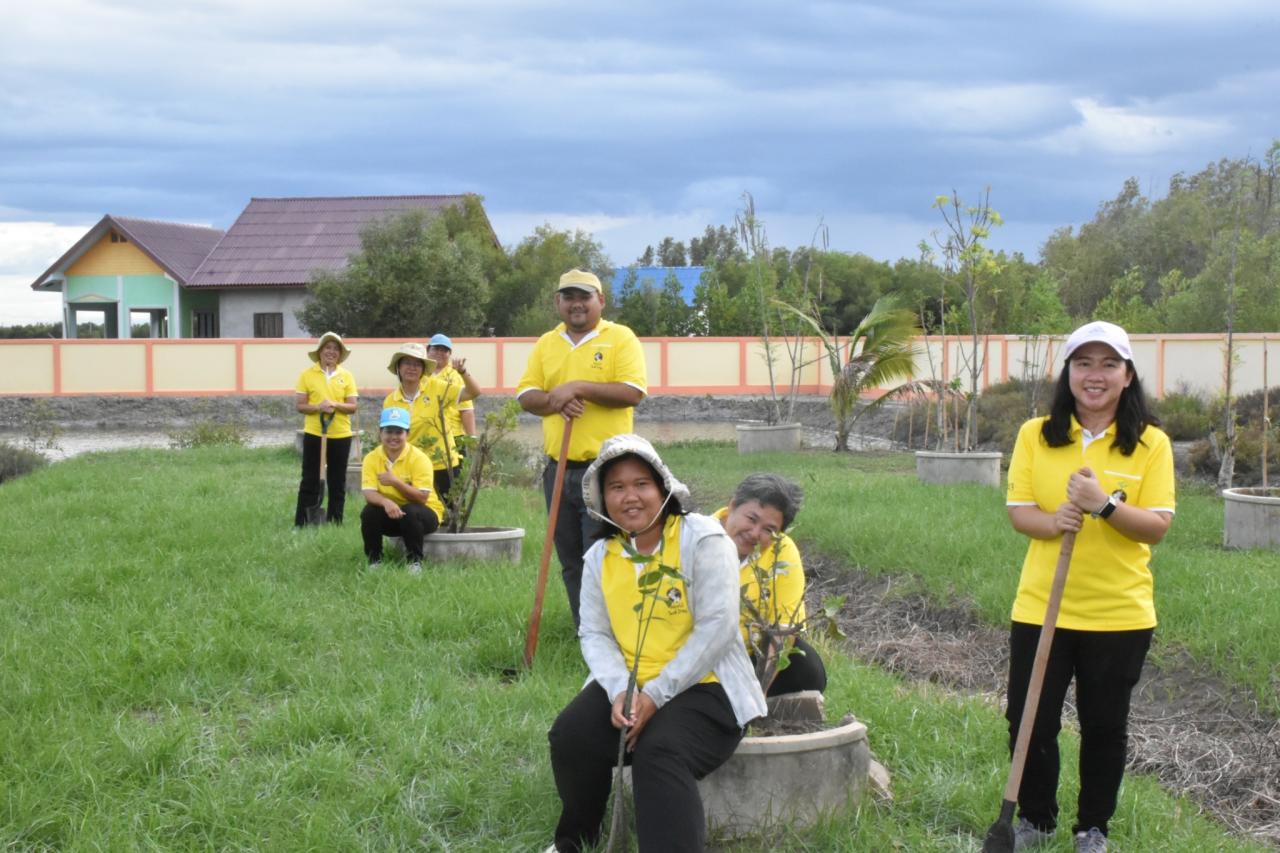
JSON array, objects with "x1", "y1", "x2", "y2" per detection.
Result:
[{"x1": 2, "y1": 0, "x2": 1277, "y2": 323}]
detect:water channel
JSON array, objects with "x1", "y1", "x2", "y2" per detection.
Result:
[{"x1": 2, "y1": 420, "x2": 895, "y2": 462}]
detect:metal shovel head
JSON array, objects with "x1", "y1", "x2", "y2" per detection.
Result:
[
  {"x1": 304, "y1": 484, "x2": 326, "y2": 525},
  {"x1": 981, "y1": 800, "x2": 1016, "y2": 853}
]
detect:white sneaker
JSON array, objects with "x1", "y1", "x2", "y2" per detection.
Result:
[
  {"x1": 408, "y1": 561, "x2": 423, "y2": 576},
  {"x1": 1074, "y1": 827, "x2": 1107, "y2": 852},
  {"x1": 1014, "y1": 818, "x2": 1054, "y2": 851}
]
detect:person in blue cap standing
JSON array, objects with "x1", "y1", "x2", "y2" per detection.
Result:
[{"x1": 427, "y1": 332, "x2": 478, "y2": 495}]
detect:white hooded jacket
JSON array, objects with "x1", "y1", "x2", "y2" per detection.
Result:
[{"x1": 578, "y1": 434, "x2": 768, "y2": 728}]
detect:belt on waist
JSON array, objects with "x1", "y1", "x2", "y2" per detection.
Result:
[{"x1": 549, "y1": 456, "x2": 593, "y2": 470}]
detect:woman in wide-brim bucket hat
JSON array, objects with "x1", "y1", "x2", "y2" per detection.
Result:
[
  {"x1": 308, "y1": 331, "x2": 351, "y2": 363},
  {"x1": 293, "y1": 332, "x2": 359, "y2": 527},
  {"x1": 382, "y1": 341, "x2": 482, "y2": 505},
  {"x1": 545, "y1": 434, "x2": 766, "y2": 853}
]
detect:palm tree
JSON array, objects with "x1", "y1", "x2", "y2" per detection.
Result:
[{"x1": 775, "y1": 295, "x2": 920, "y2": 451}]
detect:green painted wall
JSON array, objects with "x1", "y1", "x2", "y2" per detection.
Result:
[
  {"x1": 178, "y1": 289, "x2": 219, "y2": 337},
  {"x1": 65, "y1": 275, "x2": 119, "y2": 302},
  {"x1": 120, "y1": 275, "x2": 174, "y2": 306}
]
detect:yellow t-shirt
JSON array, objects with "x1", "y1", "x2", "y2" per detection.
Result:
[
  {"x1": 601, "y1": 516, "x2": 717, "y2": 687},
  {"x1": 383, "y1": 375, "x2": 463, "y2": 471},
  {"x1": 712, "y1": 507, "x2": 807, "y2": 643},
  {"x1": 433, "y1": 365, "x2": 475, "y2": 440},
  {"x1": 516, "y1": 319, "x2": 647, "y2": 462},
  {"x1": 295, "y1": 364, "x2": 358, "y2": 438},
  {"x1": 361, "y1": 443, "x2": 443, "y2": 522},
  {"x1": 1006, "y1": 417, "x2": 1176, "y2": 631}
]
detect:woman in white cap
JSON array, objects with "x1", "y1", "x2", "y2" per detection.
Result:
[
  {"x1": 1003, "y1": 321, "x2": 1175, "y2": 853},
  {"x1": 293, "y1": 332, "x2": 359, "y2": 526},
  {"x1": 360, "y1": 407, "x2": 443, "y2": 574},
  {"x1": 383, "y1": 342, "x2": 481, "y2": 505},
  {"x1": 546, "y1": 434, "x2": 766, "y2": 853}
]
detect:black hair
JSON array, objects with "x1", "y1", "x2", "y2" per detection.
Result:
[
  {"x1": 591, "y1": 452, "x2": 685, "y2": 542},
  {"x1": 730, "y1": 473, "x2": 804, "y2": 529},
  {"x1": 1041, "y1": 359, "x2": 1160, "y2": 456}
]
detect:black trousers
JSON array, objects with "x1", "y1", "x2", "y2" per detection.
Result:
[
  {"x1": 359, "y1": 502, "x2": 439, "y2": 561},
  {"x1": 548, "y1": 681, "x2": 743, "y2": 853},
  {"x1": 764, "y1": 636, "x2": 828, "y2": 697},
  {"x1": 432, "y1": 466, "x2": 461, "y2": 506},
  {"x1": 1005, "y1": 621, "x2": 1152, "y2": 836},
  {"x1": 294, "y1": 434, "x2": 352, "y2": 526},
  {"x1": 542, "y1": 460, "x2": 600, "y2": 628}
]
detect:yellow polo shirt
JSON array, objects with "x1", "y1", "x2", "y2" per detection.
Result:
[
  {"x1": 361, "y1": 443, "x2": 443, "y2": 522},
  {"x1": 295, "y1": 364, "x2": 358, "y2": 438},
  {"x1": 602, "y1": 516, "x2": 717, "y2": 687},
  {"x1": 1006, "y1": 417, "x2": 1176, "y2": 631},
  {"x1": 433, "y1": 365, "x2": 475, "y2": 440},
  {"x1": 516, "y1": 319, "x2": 647, "y2": 462},
  {"x1": 713, "y1": 508, "x2": 807, "y2": 642},
  {"x1": 383, "y1": 376, "x2": 463, "y2": 471}
]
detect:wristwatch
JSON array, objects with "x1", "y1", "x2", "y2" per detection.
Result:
[{"x1": 1091, "y1": 489, "x2": 1126, "y2": 520}]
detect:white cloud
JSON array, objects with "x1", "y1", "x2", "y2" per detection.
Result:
[
  {"x1": 1037, "y1": 97, "x2": 1230, "y2": 156},
  {"x1": 0, "y1": 275, "x2": 63, "y2": 324},
  {"x1": 0, "y1": 221, "x2": 91, "y2": 325},
  {"x1": 0, "y1": 221, "x2": 92, "y2": 274}
]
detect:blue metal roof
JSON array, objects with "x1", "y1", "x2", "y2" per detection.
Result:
[{"x1": 606, "y1": 266, "x2": 705, "y2": 305}]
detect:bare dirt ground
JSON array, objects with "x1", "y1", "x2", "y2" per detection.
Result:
[{"x1": 804, "y1": 553, "x2": 1280, "y2": 848}]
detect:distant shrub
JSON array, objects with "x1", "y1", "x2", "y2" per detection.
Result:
[
  {"x1": 0, "y1": 441, "x2": 48, "y2": 485},
  {"x1": 1225, "y1": 386, "x2": 1279, "y2": 431},
  {"x1": 168, "y1": 419, "x2": 249, "y2": 449},
  {"x1": 1154, "y1": 388, "x2": 1213, "y2": 440},
  {"x1": 480, "y1": 436, "x2": 542, "y2": 488},
  {"x1": 890, "y1": 379, "x2": 1053, "y2": 453},
  {"x1": 1188, "y1": 428, "x2": 1280, "y2": 486}
]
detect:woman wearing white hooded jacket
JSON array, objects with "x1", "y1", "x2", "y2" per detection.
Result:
[{"x1": 546, "y1": 434, "x2": 767, "y2": 853}]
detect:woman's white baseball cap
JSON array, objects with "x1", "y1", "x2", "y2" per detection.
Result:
[{"x1": 1062, "y1": 321, "x2": 1133, "y2": 362}]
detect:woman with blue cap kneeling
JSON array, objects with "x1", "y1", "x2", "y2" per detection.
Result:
[{"x1": 359, "y1": 407, "x2": 444, "y2": 574}]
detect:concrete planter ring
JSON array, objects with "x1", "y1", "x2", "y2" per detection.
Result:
[
  {"x1": 697, "y1": 716, "x2": 870, "y2": 840},
  {"x1": 1222, "y1": 487, "x2": 1280, "y2": 550},
  {"x1": 423, "y1": 527, "x2": 525, "y2": 564},
  {"x1": 736, "y1": 422, "x2": 803, "y2": 454},
  {"x1": 915, "y1": 450, "x2": 1003, "y2": 487},
  {"x1": 386, "y1": 527, "x2": 525, "y2": 564}
]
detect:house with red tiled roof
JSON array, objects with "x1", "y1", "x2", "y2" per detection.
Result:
[
  {"x1": 30, "y1": 215, "x2": 226, "y2": 338},
  {"x1": 30, "y1": 195, "x2": 495, "y2": 338}
]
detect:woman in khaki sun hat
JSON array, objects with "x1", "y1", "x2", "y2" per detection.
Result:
[
  {"x1": 293, "y1": 332, "x2": 359, "y2": 527},
  {"x1": 383, "y1": 341, "x2": 481, "y2": 504}
]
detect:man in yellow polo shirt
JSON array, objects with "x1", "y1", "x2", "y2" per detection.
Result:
[{"x1": 517, "y1": 268, "x2": 647, "y2": 627}]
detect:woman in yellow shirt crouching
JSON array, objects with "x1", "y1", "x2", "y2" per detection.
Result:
[
  {"x1": 359, "y1": 407, "x2": 443, "y2": 575},
  {"x1": 716, "y1": 473, "x2": 827, "y2": 697}
]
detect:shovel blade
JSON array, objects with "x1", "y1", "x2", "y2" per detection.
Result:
[
  {"x1": 304, "y1": 479, "x2": 326, "y2": 525},
  {"x1": 981, "y1": 800, "x2": 1017, "y2": 853}
]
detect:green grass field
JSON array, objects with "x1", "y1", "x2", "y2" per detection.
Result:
[{"x1": 0, "y1": 443, "x2": 1270, "y2": 851}]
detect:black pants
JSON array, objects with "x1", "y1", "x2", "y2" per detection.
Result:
[
  {"x1": 542, "y1": 459, "x2": 600, "y2": 628},
  {"x1": 1005, "y1": 621, "x2": 1152, "y2": 836},
  {"x1": 359, "y1": 502, "x2": 439, "y2": 562},
  {"x1": 432, "y1": 466, "x2": 461, "y2": 506},
  {"x1": 548, "y1": 681, "x2": 743, "y2": 853},
  {"x1": 294, "y1": 434, "x2": 352, "y2": 526},
  {"x1": 764, "y1": 636, "x2": 828, "y2": 697}
]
